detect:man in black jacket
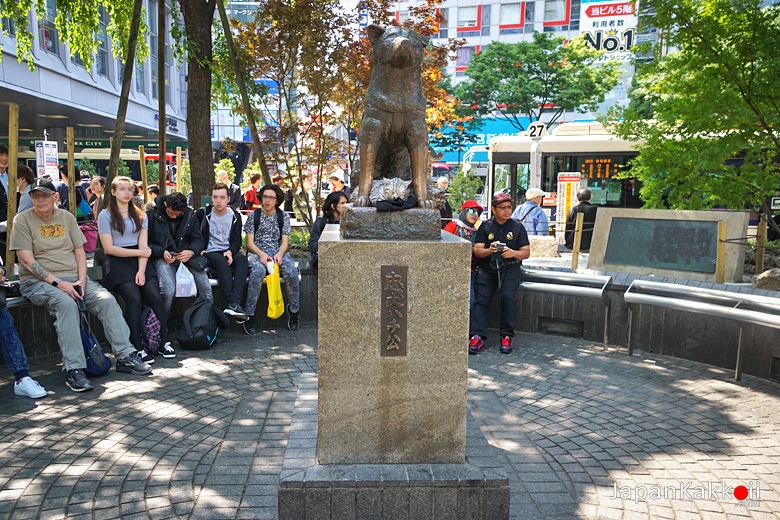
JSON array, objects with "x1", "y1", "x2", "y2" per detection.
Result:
[
  {"x1": 216, "y1": 169, "x2": 242, "y2": 211},
  {"x1": 148, "y1": 193, "x2": 213, "y2": 350},
  {"x1": 196, "y1": 184, "x2": 248, "y2": 322},
  {"x1": 564, "y1": 187, "x2": 599, "y2": 251}
]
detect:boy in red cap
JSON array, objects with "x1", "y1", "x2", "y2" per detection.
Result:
[{"x1": 468, "y1": 193, "x2": 530, "y2": 355}]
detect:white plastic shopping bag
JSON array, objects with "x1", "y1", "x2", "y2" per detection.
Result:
[{"x1": 175, "y1": 262, "x2": 198, "y2": 297}]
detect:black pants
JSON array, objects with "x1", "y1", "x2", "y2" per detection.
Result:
[
  {"x1": 114, "y1": 277, "x2": 169, "y2": 350},
  {"x1": 204, "y1": 251, "x2": 248, "y2": 307},
  {"x1": 469, "y1": 264, "x2": 523, "y2": 339}
]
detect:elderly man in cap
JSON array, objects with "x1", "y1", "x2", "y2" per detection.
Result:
[
  {"x1": 10, "y1": 178, "x2": 152, "y2": 393},
  {"x1": 512, "y1": 187, "x2": 549, "y2": 236},
  {"x1": 468, "y1": 193, "x2": 530, "y2": 355}
]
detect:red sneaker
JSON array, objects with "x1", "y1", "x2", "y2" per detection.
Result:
[
  {"x1": 468, "y1": 335, "x2": 485, "y2": 355},
  {"x1": 500, "y1": 335, "x2": 513, "y2": 354}
]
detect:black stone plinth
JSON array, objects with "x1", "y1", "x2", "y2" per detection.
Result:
[
  {"x1": 278, "y1": 374, "x2": 510, "y2": 520},
  {"x1": 339, "y1": 206, "x2": 442, "y2": 240}
]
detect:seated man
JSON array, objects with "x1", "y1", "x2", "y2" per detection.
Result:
[
  {"x1": 10, "y1": 178, "x2": 151, "y2": 393},
  {"x1": 243, "y1": 184, "x2": 300, "y2": 335},
  {"x1": 148, "y1": 192, "x2": 213, "y2": 356},
  {"x1": 196, "y1": 183, "x2": 248, "y2": 322}
]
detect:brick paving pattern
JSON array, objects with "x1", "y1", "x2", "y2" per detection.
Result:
[{"x1": 0, "y1": 324, "x2": 778, "y2": 519}]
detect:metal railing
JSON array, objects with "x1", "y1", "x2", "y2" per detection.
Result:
[
  {"x1": 624, "y1": 280, "x2": 780, "y2": 380},
  {"x1": 518, "y1": 269, "x2": 613, "y2": 349}
]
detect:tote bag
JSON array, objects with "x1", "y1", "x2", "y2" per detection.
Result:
[{"x1": 266, "y1": 267, "x2": 284, "y2": 319}]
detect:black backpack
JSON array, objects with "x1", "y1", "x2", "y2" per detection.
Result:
[{"x1": 176, "y1": 297, "x2": 230, "y2": 350}]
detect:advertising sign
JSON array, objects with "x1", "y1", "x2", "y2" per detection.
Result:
[
  {"x1": 34, "y1": 140, "x2": 59, "y2": 179},
  {"x1": 556, "y1": 173, "x2": 582, "y2": 244}
]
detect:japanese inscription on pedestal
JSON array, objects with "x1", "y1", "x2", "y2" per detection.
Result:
[{"x1": 380, "y1": 266, "x2": 408, "y2": 357}]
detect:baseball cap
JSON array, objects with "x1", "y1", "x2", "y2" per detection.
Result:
[
  {"x1": 525, "y1": 187, "x2": 546, "y2": 199},
  {"x1": 460, "y1": 200, "x2": 482, "y2": 212},
  {"x1": 29, "y1": 178, "x2": 57, "y2": 194},
  {"x1": 492, "y1": 193, "x2": 512, "y2": 206}
]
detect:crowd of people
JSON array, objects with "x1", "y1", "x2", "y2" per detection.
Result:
[{"x1": 0, "y1": 143, "x2": 602, "y2": 397}]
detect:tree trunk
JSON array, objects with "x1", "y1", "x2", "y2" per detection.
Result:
[
  {"x1": 179, "y1": 0, "x2": 217, "y2": 209},
  {"x1": 104, "y1": 0, "x2": 144, "y2": 210}
]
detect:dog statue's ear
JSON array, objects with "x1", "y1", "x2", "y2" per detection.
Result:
[{"x1": 366, "y1": 24, "x2": 385, "y2": 44}]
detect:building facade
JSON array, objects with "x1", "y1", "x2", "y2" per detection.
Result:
[{"x1": 0, "y1": 0, "x2": 187, "y2": 154}]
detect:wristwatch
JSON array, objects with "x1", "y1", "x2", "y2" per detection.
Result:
[{"x1": 51, "y1": 278, "x2": 61, "y2": 287}]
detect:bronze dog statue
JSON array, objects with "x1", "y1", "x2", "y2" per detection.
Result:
[{"x1": 356, "y1": 24, "x2": 433, "y2": 209}]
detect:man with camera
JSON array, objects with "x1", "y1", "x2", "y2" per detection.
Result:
[{"x1": 468, "y1": 193, "x2": 531, "y2": 355}]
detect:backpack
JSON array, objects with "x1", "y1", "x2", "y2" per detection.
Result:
[
  {"x1": 140, "y1": 306, "x2": 162, "y2": 356},
  {"x1": 176, "y1": 297, "x2": 230, "y2": 350},
  {"x1": 78, "y1": 303, "x2": 112, "y2": 377},
  {"x1": 252, "y1": 208, "x2": 285, "y2": 244}
]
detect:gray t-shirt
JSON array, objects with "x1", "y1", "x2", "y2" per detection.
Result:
[
  {"x1": 242, "y1": 209, "x2": 291, "y2": 256},
  {"x1": 97, "y1": 209, "x2": 148, "y2": 247},
  {"x1": 205, "y1": 210, "x2": 233, "y2": 253}
]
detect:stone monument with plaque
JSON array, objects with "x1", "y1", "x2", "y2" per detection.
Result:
[{"x1": 278, "y1": 23, "x2": 510, "y2": 520}]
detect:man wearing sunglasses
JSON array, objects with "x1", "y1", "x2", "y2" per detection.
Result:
[{"x1": 468, "y1": 193, "x2": 530, "y2": 355}]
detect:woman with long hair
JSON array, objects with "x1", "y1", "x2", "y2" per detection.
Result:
[
  {"x1": 308, "y1": 191, "x2": 348, "y2": 266},
  {"x1": 97, "y1": 176, "x2": 170, "y2": 363}
]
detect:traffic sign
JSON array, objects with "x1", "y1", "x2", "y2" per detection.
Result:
[{"x1": 528, "y1": 122, "x2": 547, "y2": 141}]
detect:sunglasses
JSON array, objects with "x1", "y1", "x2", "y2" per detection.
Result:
[{"x1": 466, "y1": 208, "x2": 482, "y2": 215}]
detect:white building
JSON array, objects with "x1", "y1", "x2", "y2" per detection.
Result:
[{"x1": 0, "y1": 1, "x2": 188, "y2": 155}]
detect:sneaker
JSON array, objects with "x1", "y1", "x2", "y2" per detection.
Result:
[
  {"x1": 500, "y1": 335, "x2": 513, "y2": 354},
  {"x1": 243, "y1": 319, "x2": 257, "y2": 336},
  {"x1": 137, "y1": 349, "x2": 155, "y2": 365},
  {"x1": 224, "y1": 303, "x2": 248, "y2": 320},
  {"x1": 116, "y1": 352, "x2": 153, "y2": 375},
  {"x1": 14, "y1": 376, "x2": 47, "y2": 398},
  {"x1": 159, "y1": 342, "x2": 176, "y2": 359},
  {"x1": 468, "y1": 335, "x2": 485, "y2": 355},
  {"x1": 287, "y1": 305, "x2": 299, "y2": 331},
  {"x1": 65, "y1": 369, "x2": 93, "y2": 393}
]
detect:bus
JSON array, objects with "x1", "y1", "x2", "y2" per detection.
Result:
[{"x1": 486, "y1": 121, "x2": 640, "y2": 221}]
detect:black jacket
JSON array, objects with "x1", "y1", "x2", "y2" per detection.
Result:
[
  {"x1": 565, "y1": 202, "x2": 598, "y2": 251},
  {"x1": 308, "y1": 215, "x2": 339, "y2": 265},
  {"x1": 226, "y1": 183, "x2": 242, "y2": 211},
  {"x1": 147, "y1": 195, "x2": 205, "y2": 260},
  {"x1": 195, "y1": 205, "x2": 243, "y2": 255}
]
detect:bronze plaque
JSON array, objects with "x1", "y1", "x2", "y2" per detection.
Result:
[{"x1": 380, "y1": 265, "x2": 408, "y2": 357}]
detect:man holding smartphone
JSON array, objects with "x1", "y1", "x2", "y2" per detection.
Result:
[{"x1": 468, "y1": 193, "x2": 531, "y2": 355}]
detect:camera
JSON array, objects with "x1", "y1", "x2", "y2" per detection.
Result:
[{"x1": 495, "y1": 242, "x2": 506, "y2": 252}]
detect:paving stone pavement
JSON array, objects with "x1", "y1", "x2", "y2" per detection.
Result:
[{"x1": 0, "y1": 324, "x2": 778, "y2": 519}]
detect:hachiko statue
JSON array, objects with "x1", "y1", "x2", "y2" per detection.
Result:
[{"x1": 356, "y1": 24, "x2": 433, "y2": 209}]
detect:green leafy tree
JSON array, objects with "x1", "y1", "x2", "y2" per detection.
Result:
[
  {"x1": 77, "y1": 158, "x2": 98, "y2": 177},
  {"x1": 448, "y1": 166, "x2": 484, "y2": 212},
  {"x1": 145, "y1": 160, "x2": 159, "y2": 185},
  {"x1": 456, "y1": 32, "x2": 622, "y2": 131},
  {"x1": 606, "y1": 0, "x2": 780, "y2": 237}
]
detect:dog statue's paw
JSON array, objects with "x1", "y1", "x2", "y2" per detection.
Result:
[
  {"x1": 355, "y1": 196, "x2": 372, "y2": 207},
  {"x1": 419, "y1": 199, "x2": 435, "y2": 209}
]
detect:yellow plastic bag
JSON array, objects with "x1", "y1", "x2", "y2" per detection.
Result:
[{"x1": 266, "y1": 265, "x2": 284, "y2": 319}]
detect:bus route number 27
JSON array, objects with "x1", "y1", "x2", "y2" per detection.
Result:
[{"x1": 528, "y1": 122, "x2": 547, "y2": 141}]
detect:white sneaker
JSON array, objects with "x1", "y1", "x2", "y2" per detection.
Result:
[
  {"x1": 137, "y1": 349, "x2": 155, "y2": 365},
  {"x1": 14, "y1": 377, "x2": 47, "y2": 399}
]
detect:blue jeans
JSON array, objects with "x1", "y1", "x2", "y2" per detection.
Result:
[
  {"x1": 245, "y1": 252, "x2": 300, "y2": 318},
  {"x1": 154, "y1": 259, "x2": 213, "y2": 319},
  {"x1": 0, "y1": 307, "x2": 30, "y2": 380}
]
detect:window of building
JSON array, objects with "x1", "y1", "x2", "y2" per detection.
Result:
[
  {"x1": 481, "y1": 5, "x2": 491, "y2": 35},
  {"x1": 435, "y1": 8, "x2": 449, "y2": 39},
  {"x1": 40, "y1": 0, "x2": 59, "y2": 55},
  {"x1": 149, "y1": 1, "x2": 158, "y2": 100},
  {"x1": 500, "y1": 3, "x2": 523, "y2": 27},
  {"x1": 135, "y1": 60, "x2": 146, "y2": 94},
  {"x1": 458, "y1": 6, "x2": 478, "y2": 28},
  {"x1": 165, "y1": 38, "x2": 173, "y2": 103},
  {"x1": 2, "y1": 17, "x2": 16, "y2": 36},
  {"x1": 97, "y1": 6, "x2": 110, "y2": 78},
  {"x1": 455, "y1": 45, "x2": 479, "y2": 76},
  {"x1": 544, "y1": 0, "x2": 571, "y2": 28},
  {"x1": 71, "y1": 53, "x2": 85, "y2": 67}
]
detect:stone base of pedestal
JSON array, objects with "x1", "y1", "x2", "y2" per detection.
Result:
[{"x1": 278, "y1": 374, "x2": 510, "y2": 520}]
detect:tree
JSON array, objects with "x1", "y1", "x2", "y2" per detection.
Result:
[
  {"x1": 606, "y1": 0, "x2": 780, "y2": 234},
  {"x1": 428, "y1": 76, "x2": 481, "y2": 161},
  {"x1": 455, "y1": 32, "x2": 622, "y2": 131},
  {"x1": 223, "y1": 0, "x2": 352, "y2": 226},
  {"x1": 177, "y1": 0, "x2": 218, "y2": 209},
  {"x1": 448, "y1": 166, "x2": 484, "y2": 212}
]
